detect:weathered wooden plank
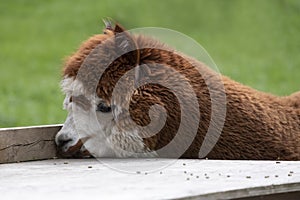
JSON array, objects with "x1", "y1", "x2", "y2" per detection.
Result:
[
  {"x1": 192, "y1": 182, "x2": 300, "y2": 200},
  {"x1": 0, "y1": 124, "x2": 61, "y2": 163},
  {"x1": 0, "y1": 159, "x2": 299, "y2": 200}
]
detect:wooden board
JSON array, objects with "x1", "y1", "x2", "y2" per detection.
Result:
[
  {"x1": 0, "y1": 124, "x2": 61, "y2": 163},
  {"x1": 0, "y1": 159, "x2": 299, "y2": 200}
]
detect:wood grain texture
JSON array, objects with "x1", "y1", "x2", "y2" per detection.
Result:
[{"x1": 0, "y1": 124, "x2": 61, "y2": 163}]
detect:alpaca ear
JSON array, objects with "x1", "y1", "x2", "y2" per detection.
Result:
[
  {"x1": 102, "y1": 20, "x2": 146, "y2": 87},
  {"x1": 112, "y1": 24, "x2": 151, "y2": 88},
  {"x1": 103, "y1": 18, "x2": 113, "y2": 30},
  {"x1": 113, "y1": 23, "x2": 140, "y2": 66},
  {"x1": 114, "y1": 24, "x2": 126, "y2": 34}
]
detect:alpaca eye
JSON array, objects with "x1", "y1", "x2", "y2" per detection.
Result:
[{"x1": 96, "y1": 102, "x2": 111, "y2": 113}]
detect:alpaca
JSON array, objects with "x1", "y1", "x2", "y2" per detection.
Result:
[{"x1": 55, "y1": 22, "x2": 300, "y2": 160}]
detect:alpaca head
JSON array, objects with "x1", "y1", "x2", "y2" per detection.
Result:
[{"x1": 55, "y1": 21, "x2": 151, "y2": 157}]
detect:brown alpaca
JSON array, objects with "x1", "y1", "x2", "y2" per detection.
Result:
[{"x1": 55, "y1": 22, "x2": 300, "y2": 160}]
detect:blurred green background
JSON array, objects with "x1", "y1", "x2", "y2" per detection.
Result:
[{"x1": 0, "y1": 0, "x2": 299, "y2": 128}]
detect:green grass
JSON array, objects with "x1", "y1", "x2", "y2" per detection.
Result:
[{"x1": 0, "y1": 0, "x2": 300, "y2": 127}]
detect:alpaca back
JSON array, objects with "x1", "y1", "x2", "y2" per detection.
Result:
[{"x1": 207, "y1": 76, "x2": 300, "y2": 160}]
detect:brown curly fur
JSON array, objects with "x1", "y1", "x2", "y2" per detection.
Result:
[{"x1": 62, "y1": 23, "x2": 300, "y2": 160}]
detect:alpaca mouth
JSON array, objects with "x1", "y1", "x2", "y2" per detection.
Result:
[{"x1": 57, "y1": 140, "x2": 92, "y2": 158}]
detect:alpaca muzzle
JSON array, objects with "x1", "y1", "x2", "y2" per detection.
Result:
[{"x1": 56, "y1": 136, "x2": 91, "y2": 158}]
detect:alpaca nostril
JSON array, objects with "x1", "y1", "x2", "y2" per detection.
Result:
[
  {"x1": 58, "y1": 138, "x2": 73, "y2": 148},
  {"x1": 56, "y1": 134, "x2": 73, "y2": 148}
]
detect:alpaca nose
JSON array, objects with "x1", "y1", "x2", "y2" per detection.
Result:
[
  {"x1": 55, "y1": 133, "x2": 90, "y2": 158},
  {"x1": 55, "y1": 134, "x2": 74, "y2": 149},
  {"x1": 55, "y1": 134, "x2": 74, "y2": 152}
]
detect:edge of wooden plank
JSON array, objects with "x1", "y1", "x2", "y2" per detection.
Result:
[
  {"x1": 0, "y1": 124, "x2": 63, "y2": 131},
  {"x1": 179, "y1": 182, "x2": 300, "y2": 200},
  {"x1": 0, "y1": 124, "x2": 62, "y2": 164}
]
